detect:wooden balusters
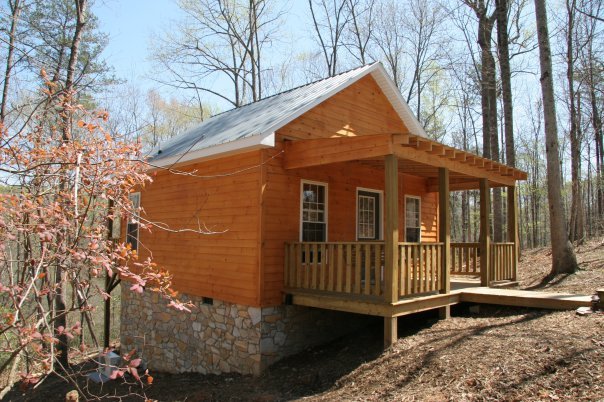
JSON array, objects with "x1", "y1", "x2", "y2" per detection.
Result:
[
  {"x1": 398, "y1": 243, "x2": 443, "y2": 297},
  {"x1": 450, "y1": 243, "x2": 480, "y2": 275},
  {"x1": 490, "y1": 243, "x2": 515, "y2": 282},
  {"x1": 284, "y1": 242, "x2": 385, "y2": 298}
]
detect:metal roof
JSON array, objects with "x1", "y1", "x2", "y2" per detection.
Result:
[{"x1": 150, "y1": 62, "x2": 427, "y2": 167}]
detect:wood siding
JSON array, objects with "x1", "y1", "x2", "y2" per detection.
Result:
[
  {"x1": 279, "y1": 75, "x2": 409, "y2": 140},
  {"x1": 260, "y1": 143, "x2": 439, "y2": 305},
  {"x1": 137, "y1": 150, "x2": 262, "y2": 306}
]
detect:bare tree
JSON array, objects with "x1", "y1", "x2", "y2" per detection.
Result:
[
  {"x1": 308, "y1": 0, "x2": 350, "y2": 76},
  {"x1": 495, "y1": 0, "x2": 515, "y2": 168},
  {"x1": 343, "y1": 0, "x2": 375, "y2": 65},
  {"x1": 154, "y1": 0, "x2": 281, "y2": 107},
  {"x1": 371, "y1": 0, "x2": 406, "y2": 88},
  {"x1": 565, "y1": 0, "x2": 586, "y2": 243},
  {"x1": 534, "y1": 0, "x2": 578, "y2": 274},
  {"x1": 403, "y1": 0, "x2": 446, "y2": 122},
  {"x1": 462, "y1": 0, "x2": 504, "y2": 242}
]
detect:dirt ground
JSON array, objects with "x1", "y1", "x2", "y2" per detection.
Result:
[
  {"x1": 4, "y1": 242, "x2": 604, "y2": 402},
  {"x1": 518, "y1": 238, "x2": 604, "y2": 295}
]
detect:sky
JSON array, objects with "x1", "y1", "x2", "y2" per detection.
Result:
[
  {"x1": 93, "y1": 0, "x2": 185, "y2": 92},
  {"x1": 93, "y1": 0, "x2": 311, "y2": 102}
]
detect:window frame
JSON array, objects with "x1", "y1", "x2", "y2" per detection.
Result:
[
  {"x1": 355, "y1": 187, "x2": 383, "y2": 241},
  {"x1": 126, "y1": 192, "x2": 141, "y2": 251},
  {"x1": 404, "y1": 195, "x2": 421, "y2": 243},
  {"x1": 299, "y1": 180, "x2": 328, "y2": 242}
]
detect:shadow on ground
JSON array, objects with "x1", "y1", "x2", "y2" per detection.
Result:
[{"x1": 4, "y1": 310, "x2": 450, "y2": 402}]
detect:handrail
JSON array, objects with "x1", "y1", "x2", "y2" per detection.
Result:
[
  {"x1": 284, "y1": 241, "x2": 517, "y2": 301},
  {"x1": 285, "y1": 241, "x2": 385, "y2": 297}
]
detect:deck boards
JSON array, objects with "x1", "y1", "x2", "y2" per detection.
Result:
[
  {"x1": 288, "y1": 286, "x2": 592, "y2": 318},
  {"x1": 456, "y1": 287, "x2": 592, "y2": 310}
]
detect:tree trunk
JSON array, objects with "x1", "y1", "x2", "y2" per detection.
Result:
[
  {"x1": 588, "y1": 41, "x2": 604, "y2": 229},
  {"x1": 566, "y1": 0, "x2": 584, "y2": 244},
  {"x1": 55, "y1": 0, "x2": 89, "y2": 370},
  {"x1": 1, "y1": 0, "x2": 22, "y2": 122},
  {"x1": 496, "y1": 0, "x2": 515, "y2": 168},
  {"x1": 62, "y1": 0, "x2": 87, "y2": 142},
  {"x1": 475, "y1": 7, "x2": 503, "y2": 242},
  {"x1": 534, "y1": 0, "x2": 578, "y2": 274}
]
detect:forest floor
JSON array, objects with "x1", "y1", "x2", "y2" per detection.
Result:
[{"x1": 5, "y1": 240, "x2": 604, "y2": 402}]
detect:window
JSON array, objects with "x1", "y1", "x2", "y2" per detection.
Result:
[
  {"x1": 126, "y1": 192, "x2": 140, "y2": 251},
  {"x1": 357, "y1": 189, "x2": 381, "y2": 240},
  {"x1": 300, "y1": 181, "x2": 327, "y2": 242},
  {"x1": 405, "y1": 196, "x2": 421, "y2": 242}
]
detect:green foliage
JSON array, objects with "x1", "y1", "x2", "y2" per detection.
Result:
[{"x1": 24, "y1": 0, "x2": 114, "y2": 92}]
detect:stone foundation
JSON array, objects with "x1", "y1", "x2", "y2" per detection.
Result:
[{"x1": 120, "y1": 284, "x2": 370, "y2": 375}]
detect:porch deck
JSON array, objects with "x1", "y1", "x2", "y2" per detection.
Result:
[
  {"x1": 284, "y1": 281, "x2": 591, "y2": 318},
  {"x1": 283, "y1": 241, "x2": 591, "y2": 346}
]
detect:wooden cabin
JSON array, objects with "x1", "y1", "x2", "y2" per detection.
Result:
[{"x1": 120, "y1": 62, "x2": 527, "y2": 376}]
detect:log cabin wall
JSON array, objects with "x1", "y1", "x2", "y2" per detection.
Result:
[
  {"x1": 260, "y1": 142, "x2": 438, "y2": 306},
  {"x1": 278, "y1": 75, "x2": 407, "y2": 139},
  {"x1": 137, "y1": 150, "x2": 263, "y2": 306}
]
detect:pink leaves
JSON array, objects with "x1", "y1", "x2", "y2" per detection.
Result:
[
  {"x1": 127, "y1": 358, "x2": 142, "y2": 381},
  {"x1": 130, "y1": 283, "x2": 144, "y2": 294},
  {"x1": 38, "y1": 231, "x2": 53, "y2": 243},
  {"x1": 55, "y1": 322, "x2": 81, "y2": 340},
  {"x1": 168, "y1": 300, "x2": 192, "y2": 312},
  {"x1": 109, "y1": 369, "x2": 124, "y2": 380},
  {"x1": 55, "y1": 325, "x2": 74, "y2": 339}
]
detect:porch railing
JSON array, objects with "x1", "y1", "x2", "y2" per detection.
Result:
[
  {"x1": 284, "y1": 241, "x2": 516, "y2": 300},
  {"x1": 284, "y1": 242, "x2": 385, "y2": 297},
  {"x1": 490, "y1": 242, "x2": 515, "y2": 282},
  {"x1": 450, "y1": 242, "x2": 480, "y2": 276},
  {"x1": 398, "y1": 242, "x2": 444, "y2": 297}
]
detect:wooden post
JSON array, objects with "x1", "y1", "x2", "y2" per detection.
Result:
[
  {"x1": 438, "y1": 167, "x2": 451, "y2": 319},
  {"x1": 384, "y1": 317, "x2": 397, "y2": 348},
  {"x1": 507, "y1": 184, "x2": 519, "y2": 281},
  {"x1": 384, "y1": 154, "x2": 399, "y2": 346},
  {"x1": 480, "y1": 179, "x2": 491, "y2": 287}
]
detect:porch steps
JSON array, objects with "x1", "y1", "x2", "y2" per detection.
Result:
[{"x1": 457, "y1": 287, "x2": 592, "y2": 310}]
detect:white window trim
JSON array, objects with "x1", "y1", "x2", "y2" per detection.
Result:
[
  {"x1": 127, "y1": 192, "x2": 141, "y2": 250},
  {"x1": 299, "y1": 180, "x2": 328, "y2": 242},
  {"x1": 404, "y1": 195, "x2": 421, "y2": 242},
  {"x1": 355, "y1": 187, "x2": 384, "y2": 241}
]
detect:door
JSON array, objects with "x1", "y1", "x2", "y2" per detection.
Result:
[{"x1": 357, "y1": 189, "x2": 381, "y2": 241}]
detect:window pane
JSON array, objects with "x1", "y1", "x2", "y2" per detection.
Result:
[
  {"x1": 302, "y1": 183, "x2": 327, "y2": 241},
  {"x1": 405, "y1": 197, "x2": 420, "y2": 242},
  {"x1": 358, "y1": 193, "x2": 378, "y2": 240},
  {"x1": 127, "y1": 192, "x2": 140, "y2": 251}
]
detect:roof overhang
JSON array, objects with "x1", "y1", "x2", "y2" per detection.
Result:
[
  {"x1": 283, "y1": 133, "x2": 527, "y2": 189},
  {"x1": 148, "y1": 132, "x2": 275, "y2": 169}
]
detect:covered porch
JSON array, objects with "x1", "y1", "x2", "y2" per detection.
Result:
[{"x1": 281, "y1": 132, "x2": 527, "y2": 346}]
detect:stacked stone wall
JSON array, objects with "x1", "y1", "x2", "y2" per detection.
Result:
[
  {"x1": 120, "y1": 286, "x2": 263, "y2": 375},
  {"x1": 120, "y1": 284, "x2": 371, "y2": 375}
]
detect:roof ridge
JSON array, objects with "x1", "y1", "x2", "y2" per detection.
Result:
[{"x1": 207, "y1": 62, "x2": 378, "y2": 120}]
